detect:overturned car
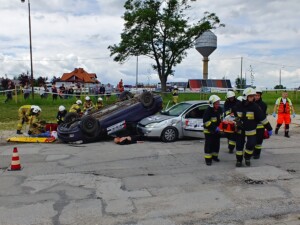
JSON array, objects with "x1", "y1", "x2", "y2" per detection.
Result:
[{"x1": 57, "y1": 91, "x2": 163, "y2": 143}]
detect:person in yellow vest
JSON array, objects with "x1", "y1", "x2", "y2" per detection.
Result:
[
  {"x1": 83, "y1": 96, "x2": 95, "y2": 113},
  {"x1": 172, "y1": 85, "x2": 179, "y2": 104},
  {"x1": 16, "y1": 105, "x2": 41, "y2": 135},
  {"x1": 272, "y1": 90, "x2": 296, "y2": 138},
  {"x1": 95, "y1": 97, "x2": 104, "y2": 110},
  {"x1": 69, "y1": 100, "x2": 82, "y2": 113}
]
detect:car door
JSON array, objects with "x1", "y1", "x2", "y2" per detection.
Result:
[{"x1": 182, "y1": 104, "x2": 209, "y2": 138}]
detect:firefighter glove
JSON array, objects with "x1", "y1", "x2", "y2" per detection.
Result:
[
  {"x1": 292, "y1": 113, "x2": 296, "y2": 118},
  {"x1": 268, "y1": 130, "x2": 273, "y2": 136},
  {"x1": 272, "y1": 112, "x2": 276, "y2": 118}
]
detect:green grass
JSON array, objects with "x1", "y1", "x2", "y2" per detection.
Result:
[{"x1": 0, "y1": 90, "x2": 299, "y2": 131}]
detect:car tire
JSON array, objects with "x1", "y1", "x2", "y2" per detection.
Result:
[
  {"x1": 161, "y1": 126, "x2": 178, "y2": 142},
  {"x1": 80, "y1": 115, "x2": 100, "y2": 135},
  {"x1": 119, "y1": 91, "x2": 134, "y2": 101},
  {"x1": 139, "y1": 91, "x2": 154, "y2": 108},
  {"x1": 64, "y1": 112, "x2": 80, "y2": 124}
]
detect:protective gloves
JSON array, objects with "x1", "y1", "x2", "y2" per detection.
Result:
[
  {"x1": 272, "y1": 112, "x2": 276, "y2": 118},
  {"x1": 268, "y1": 130, "x2": 273, "y2": 136}
]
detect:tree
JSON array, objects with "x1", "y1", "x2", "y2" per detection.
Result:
[
  {"x1": 235, "y1": 77, "x2": 246, "y2": 91},
  {"x1": 274, "y1": 84, "x2": 285, "y2": 89},
  {"x1": 108, "y1": 0, "x2": 224, "y2": 92},
  {"x1": 17, "y1": 72, "x2": 30, "y2": 87}
]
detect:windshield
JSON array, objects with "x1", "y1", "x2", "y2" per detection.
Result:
[{"x1": 163, "y1": 103, "x2": 193, "y2": 116}]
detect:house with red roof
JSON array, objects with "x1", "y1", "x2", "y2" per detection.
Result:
[{"x1": 60, "y1": 68, "x2": 98, "y2": 84}]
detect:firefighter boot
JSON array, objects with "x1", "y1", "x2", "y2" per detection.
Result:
[
  {"x1": 253, "y1": 149, "x2": 261, "y2": 159},
  {"x1": 284, "y1": 131, "x2": 290, "y2": 138},
  {"x1": 245, "y1": 159, "x2": 251, "y2": 167},
  {"x1": 16, "y1": 130, "x2": 23, "y2": 135},
  {"x1": 275, "y1": 127, "x2": 279, "y2": 135},
  {"x1": 236, "y1": 161, "x2": 242, "y2": 167},
  {"x1": 205, "y1": 158, "x2": 212, "y2": 166},
  {"x1": 212, "y1": 155, "x2": 220, "y2": 162}
]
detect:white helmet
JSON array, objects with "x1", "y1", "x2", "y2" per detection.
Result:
[
  {"x1": 243, "y1": 87, "x2": 256, "y2": 100},
  {"x1": 76, "y1": 100, "x2": 82, "y2": 105},
  {"x1": 226, "y1": 91, "x2": 235, "y2": 99},
  {"x1": 31, "y1": 105, "x2": 41, "y2": 114},
  {"x1": 237, "y1": 96, "x2": 244, "y2": 101},
  {"x1": 98, "y1": 97, "x2": 103, "y2": 102},
  {"x1": 255, "y1": 87, "x2": 263, "y2": 94},
  {"x1": 85, "y1": 96, "x2": 90, "y2": 101},
  {"x1": 58, "y1": 105, "x2": 65, "y2": 112},
  {"x1": 208, "y1": 95, "x2": 221, "y2": 107}
]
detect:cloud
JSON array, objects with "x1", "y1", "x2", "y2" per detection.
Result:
[{"x1": 0, "y1": 0, "x2": 299, "y2": 88}]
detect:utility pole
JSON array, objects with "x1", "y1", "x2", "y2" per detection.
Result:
[{"x1": 240, "y1": 57, "x2": 243, "y2": 88}]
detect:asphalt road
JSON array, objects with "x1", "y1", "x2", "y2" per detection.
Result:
[{"x1": 0, "y1": 116, "x2": 299, "y2": 225}]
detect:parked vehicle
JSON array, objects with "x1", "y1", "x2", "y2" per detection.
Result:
[
  {"x1": 137, "y1": 100, "x2": 224, "y2": 142},
  {"x1": 57, "y1": 91, "x2": 163, "y2": 143}
]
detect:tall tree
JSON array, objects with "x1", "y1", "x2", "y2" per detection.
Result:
[
  {"x1": 235, "y1": 77, "x2": 246, "y2": 91},
  {"x1": 108, "y1": 0, "x2": 224, "y2": 92}
]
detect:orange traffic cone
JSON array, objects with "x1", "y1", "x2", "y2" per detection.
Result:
[{"x1": 10, "y1": 147, "x2": 21, "y2": 170}]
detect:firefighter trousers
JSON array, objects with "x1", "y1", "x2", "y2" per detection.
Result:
[
  {"x1": 204, "y1": 133, "x2": 220, "y2": 162},
  {"x1": 236, "y1": 132, "x2": 256, "y2": 162},
  {"x1": 254, "y1": 128, "x2": 264, "y2": 158}
]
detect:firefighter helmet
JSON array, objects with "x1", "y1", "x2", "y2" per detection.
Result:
[
  {"x1": 226, "y1": 91, "x2": 235, "y2": 99},
  {"x1": 58, "y1": 105, "x2": 65, "y2": 112},
  {"x1": 31, "y1": 105, "x2": 41, "y2": 114},
  {"x1": 209, "y1": 95, "x2": 221, "y2": 107},
  {"x1": 85, "y1": 96, "x2": 90, "y2": 101},
  {"x1": 237, "y1": 96, "x2": 244, "y2": 101},
  {"x1": 98, "y1": 97, "x2": 103, "y2": 102},
  {"x1": 76, "y1": 100, "x2": 82, "y2": 105},
  {"x1": 243, "y1": 87, "x2": 256, "y2": 100}
]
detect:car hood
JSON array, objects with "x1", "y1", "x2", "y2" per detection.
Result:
[{"x1": 139, "y1": 114, "x2": 174, "y2": 125}]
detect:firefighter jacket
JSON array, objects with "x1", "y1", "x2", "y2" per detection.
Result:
[
  {"x1": 224, "y1": 99, "x2": 238, "y2": 116},
  {"x1": 69, "y1": 104, "x2": 81, "y2": 113},
  {"x1": 233, "y1": 101, "x2": 272, "y2": 136},
  {"x1": 275, "y1": 97, "x2": 293, "y2": 114},
  {"x1": 83, "y1": 101, "x2": 95, "y2": 112},
  {"x1": 172, "y1": 88, "x2": 178, "y2": 96},
  {"x1": 203, "y1": 106, "x2": 223, "y2": 134},
  {"x1": 95, "y1": 102, "x2": 103, "y2": 110},
  {"x1": 28, "y1": 115, "x2": 43, "y2": 135},
  {"x1": 18, "y1": 105, "x2": 32, "y2": 123},
  {"x1": 56, "y1": 110, "x2": 67, "y2": 125},
  {"x1": 255, "y1": 98, "x2": 268, "y2": 129}
]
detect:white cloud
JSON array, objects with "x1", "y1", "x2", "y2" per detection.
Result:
[{"x1": 0, "y1": 0, "x2": 299, "y2": 88}]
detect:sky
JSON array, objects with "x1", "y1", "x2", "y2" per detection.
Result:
[{"x1": 0, "y1": 0, "x2": 299, "y2": 89}]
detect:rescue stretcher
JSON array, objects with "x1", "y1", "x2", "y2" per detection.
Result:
[{"x1": 7, "y1": 123, "x2": 58, "y2": 143}]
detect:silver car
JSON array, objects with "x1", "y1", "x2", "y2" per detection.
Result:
[{"x1": 137, "y1": 100, "x2": 223, "y2": 142}]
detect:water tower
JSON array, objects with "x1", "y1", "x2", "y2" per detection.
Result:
[{"x1": 195, "y1": 30, "x2": 217, "y2": 80}]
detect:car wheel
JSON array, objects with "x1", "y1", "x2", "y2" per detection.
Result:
[
  {"x1": 64, "y1": 112, "x2": 80, "y2": 124},
  {"x1": 80, "y1": 115, "x2": 100, "y2": 135},
  {"x1": 119, "y1": 91, "x2": 133, "y2": 101},
  {"x1": 139, "y1": 91, "x2": 154, "y2": 108},
  {"x1": 161, "y1": 126, "x2": 178, "y2": 142}
]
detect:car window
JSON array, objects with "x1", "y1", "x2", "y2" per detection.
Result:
[
  {"x1": 165, "y1": 103, "x2": 193, "y2": 116},
  {"x1": 186, "y1": 104, "x2": 208, "y2": 118}
]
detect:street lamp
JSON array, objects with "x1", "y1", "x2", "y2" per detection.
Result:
[{"x1": 21, "y1": 0, "x2": 34, "y2": 99}]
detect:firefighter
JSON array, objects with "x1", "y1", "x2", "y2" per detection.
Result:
[
  {"x1": 273, "y1": 91, "x2": 296, "y2": 138},
  {"x1": 57, "y1": 105, "x2": 67, "y2": 125},
  {"x1": 69, "y1": 100, "x2": 82, "y2": 113},
  {"x1": 253, "y1": 87, "x2": 268, "y2": 159},
  {"x1": 172, "y1": 85, "x2": 179, "y2": 104},
  {"x1": 233, "y1": 88, "x2": 272, "y2": 167},
  {"x1": 224, "y1": 90, "x2": 238, "y2": 153},
  {"x1": 83, "y1": 96, "x2": 95, "y2": 113},
  {"x1": 16, "y1": 105, "x2": 41, "y2": 134},
  {"x1": 203, "y1": 95, "x2": 223, "y2": 166},
  {"x1": 95, "y1": 97, "x2": 104, "y2": 110}
]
